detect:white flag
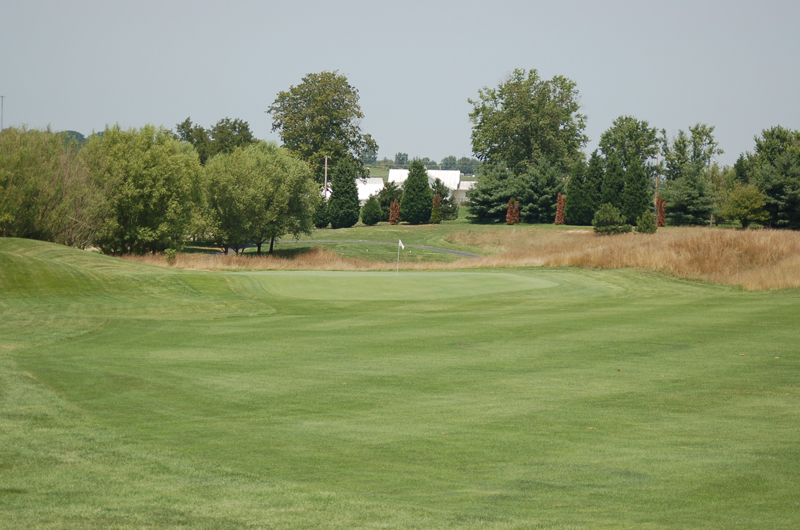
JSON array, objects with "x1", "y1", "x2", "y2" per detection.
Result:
[{"x1": 398, "y1": 239, "x2": 405, "y2": 250}]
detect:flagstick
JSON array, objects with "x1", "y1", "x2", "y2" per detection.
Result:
[{"x1": 396, "y1": 244, "x2": 400, "y2": 275}]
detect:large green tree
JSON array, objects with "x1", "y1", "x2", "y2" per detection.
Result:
[
  {"x1": 469, "y1": 68, "x2": 587, "y2": 172},
  {"x1": 205, "y1": 143, "x2": 317, "y2": 254},
  {"x1": 83, "y1": 125, "x2": 203, "y2": 254},
  {"x1": 268, "y1": 71, "x2": 378, "y2": 180},
  {"x1": 400, "y1": 160, "x2": 433, "y2": 224},
  {"x1": 327, "y1": 158, "x2": 361, "y2": 229},
  {"x1": 599, "y1": 116, "x2": 662, "y2": 171}
]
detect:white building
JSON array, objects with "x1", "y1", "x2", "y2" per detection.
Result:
[
  {"x1": 387, "y1": 168, "x2": 473, "y2": 204},
  {"x1": 356, "y1": 177, "x2": 385, "y2": 205}
]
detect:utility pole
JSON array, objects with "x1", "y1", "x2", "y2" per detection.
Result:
[{"x1": 1, "y1": 96, "x2": 4, "y2": 131}]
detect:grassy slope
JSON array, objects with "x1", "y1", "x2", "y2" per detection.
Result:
[{"x1": 2, "y1": 238, "x2": 800, "y2": 529}]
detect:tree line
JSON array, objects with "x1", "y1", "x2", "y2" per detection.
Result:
[
  {"x1": 0, "y1": 122, "x2": 317, "y2": 255},
  {"x1": 4, "y1": 67, "x2": 798, "y2": 256},
  {"x1": 464, "y1": 68, "x2": 800, "y2": 230}
]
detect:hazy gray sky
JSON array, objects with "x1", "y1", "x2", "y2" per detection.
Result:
[{"x1": 2, "y1": 0, "x2": 798, "y2": 165}]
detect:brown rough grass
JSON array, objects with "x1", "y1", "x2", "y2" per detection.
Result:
[{"x1": 122, "y1": 227, "x2": 800, "y2": 291}]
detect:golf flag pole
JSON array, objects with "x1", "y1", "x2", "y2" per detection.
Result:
[{"x1": 397, "y1": 239, "x2": 404, "y2": 275}]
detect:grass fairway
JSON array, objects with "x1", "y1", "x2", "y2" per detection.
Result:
[{"x1": 2, "y1": 238, "x2": 800, "y2": 529}]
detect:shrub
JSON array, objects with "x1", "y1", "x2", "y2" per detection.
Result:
[
  {"x1": 592, "y1": 203, "x2": 632, "y2": 235},
  {"x1": 360, "y1": 195, "x2": 382, "y2": 226},
  {"x1": 164, "y1": 248, "x2": 177, "y2": 266},
  {"x1": 721, "y1": 184, "x2": 769, "y2": 229},
  {"x1": 636, "y1": 211, "x2": 657, "y2": 234}
]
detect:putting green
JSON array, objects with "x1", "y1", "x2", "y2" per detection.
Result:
[{"x1": 235, "y1": 270, "x2": 558, "y2": 300}]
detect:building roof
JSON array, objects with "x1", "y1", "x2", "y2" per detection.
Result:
[
  {"x1": 426, "y1": 170, "x2": 461, "y2": 191},
  {"x1": 356, "y1": 178, "x2": 385, "y2": 202},
  {"x1": 388, "y1": 168, "x2": 463, "y2": 191}
]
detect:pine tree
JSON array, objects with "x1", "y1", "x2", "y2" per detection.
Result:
[
  {"x1": 584, "y1": 151, "x2": 605, "y2": 220},
  {"x1": 328, "y1": 158, "x2": 361, "y2": 229},
  {"x1": 622, "y1": 156, "x2": 651, "y2": 225},
  {"x1": 636, "y1": 211, "x2": 657, "y2": 234},
  {"x1": 601, "y1": 152, "x2": 625, "y2": 212},
  {"x1": 565, "y1": 163, "x2": 588, "y2": 225},
  {"x1": 430, "y1": 195, "x2": 442, "y2": 224},
  {"x1": 661, "y1": 163, "x2": 718, "y2": 225},
  {"x1": 400, "y1": 159, "x2": 433, "y2": 224}
]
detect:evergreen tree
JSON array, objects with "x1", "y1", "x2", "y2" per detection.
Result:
[
  {"x1": 592, "y1": 203, "x2": 632, "y2": 235},
  {"x1": 431, "y1": 178, "x2": 459, "y2": 220},
  {"x1": 360, "y1": 195, "x2": 382, "y2": 226},
  {"x1": 313, "y1": 198, "x2": 329, "y2": 229},
  {"x1": 400, "y1": 159, "x2": 433, "y2": 224},
  {"x1": 636, "y1": 211, "x2": 657, "y2": 234},
  {"x1": 517, "y1": 159, "x2": 565, "y2": 224},
  {"x1": 622, "y1": 156, "x2": 651, "y2": 225},
  {"x1": 466, "y1": 165, "x2": 520, "y2": 223},
  {"x1": 377, "y1": 181, "x2": 403, "y2": 222},
  {"x1": 584, "y1": 151, "x2": 605, "y2": 217},
  {"x1": 565, "y1": 162, "x2": 589, "y2": 225},
  {"x1": 328, "y1": 158, "x2": 361, "y2": 229},
  {"x1": 661, "y1": 163, "x2": 718, "y2": 225},
  {"x1": 389, "y1": 199, "x2": 401, "y2": 225},
  {"x1": 601, "y1": 152, "x2": 625, "y2": 210}
]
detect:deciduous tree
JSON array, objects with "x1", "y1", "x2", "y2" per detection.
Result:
[
  {"x1": 84, "y1": 125, "x2": 203, "y2": 254},
  {"x1": 268, "y1": 71, "x2": 378, "y2": 180},
  {"x1": 469, "y1": 68, "x2": 587, "y2": 172},
  {"x1": 720, "y1": 184, "x2": 769, "y2": 229}
]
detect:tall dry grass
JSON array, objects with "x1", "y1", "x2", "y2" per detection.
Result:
[
  {"x1": 122, "y1": 228, "x2": 800, "y2": 290},
  {"x1": 446, "y1": 227, "x2": 800, "y2": 290}
]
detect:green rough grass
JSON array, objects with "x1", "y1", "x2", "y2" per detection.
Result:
[{"x1": 2, "y1": 238, "x2": 799, "y2": 529}]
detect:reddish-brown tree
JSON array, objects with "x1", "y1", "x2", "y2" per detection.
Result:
[
  {"x1": 389, "y1": 198, "x2": 401, "y2": 225},
  {"x1": 513, "y1": 200, "x2": 520, "y2": 224},
  {"x1": 430, "y1": 195, "x2": 442, "y2": 224},
  {"x1": 555, "y1": 193, "x2": 566, "y2": 225},
  {"x1": 506, "y1": 198, "x2": 516, "y2": 225},
  {"x1": 656, "y1": 196, "x2": 666, "y2": 227}
]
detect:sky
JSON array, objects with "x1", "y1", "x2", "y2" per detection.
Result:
[{"x1": 2, "y1": 0, "x2": 799, "y2": 166}]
